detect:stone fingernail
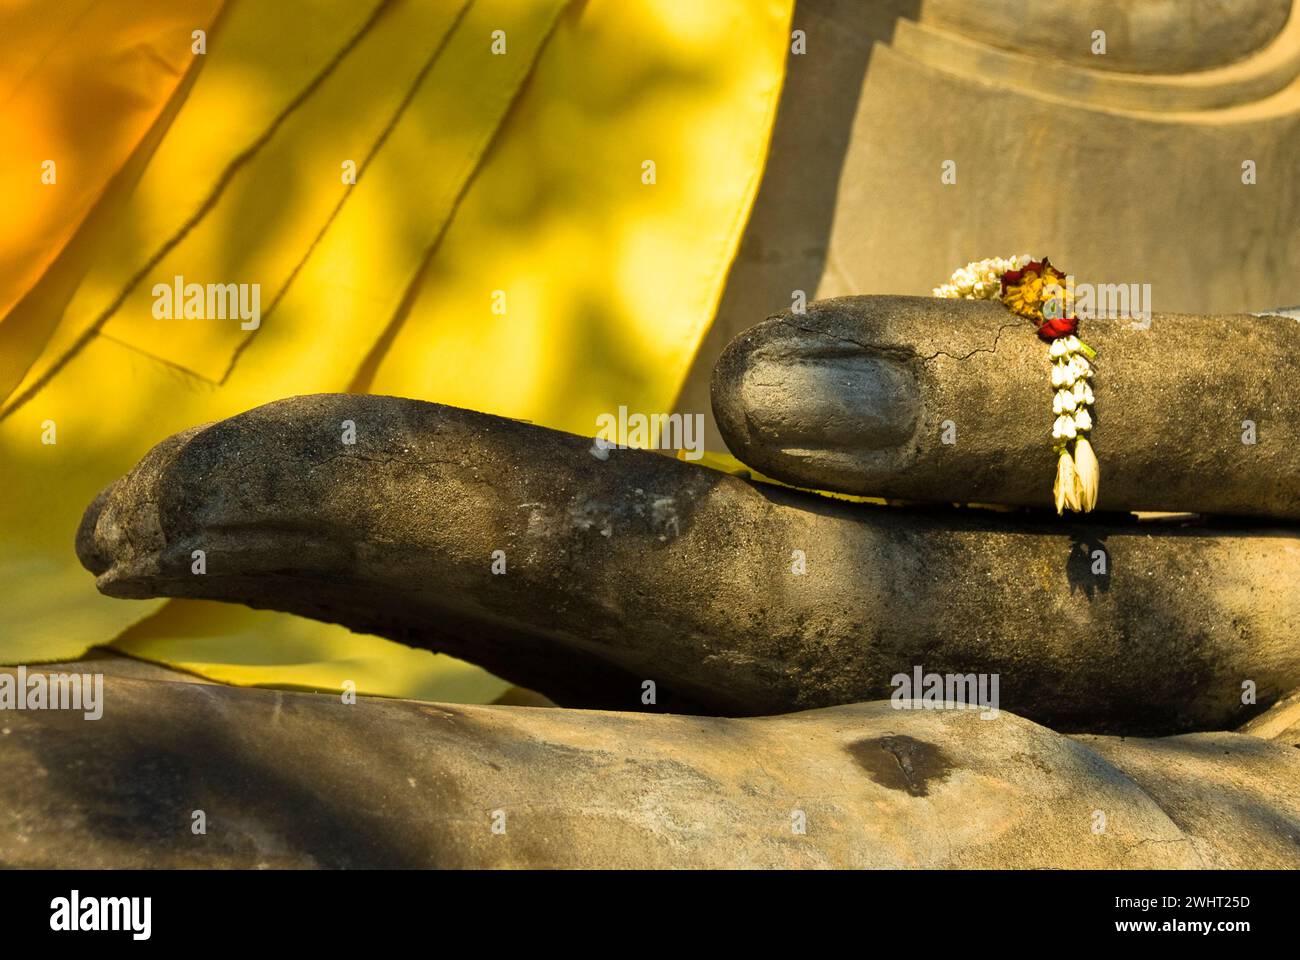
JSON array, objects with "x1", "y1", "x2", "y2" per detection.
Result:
[
  {"x1": 76, "y1": 483, "x2": 117, "y2": 577},
  {"x1": 736, "y1": 350, "x2": 921, "y2": 450}
]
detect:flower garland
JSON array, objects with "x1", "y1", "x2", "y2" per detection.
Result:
[{"x1": 934, "y1": 255, "x2": 1099, "y2": 514}]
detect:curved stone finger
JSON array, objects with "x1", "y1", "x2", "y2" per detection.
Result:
[
  {"x1": 77, "y1": 394, "x2": 1300, "y2": 732},
  {"x1": 1077, "y1": 730, "x2": 1300, "y2": 866},
  {"x1": 1238, "y1": 687, "x2": 1300, "y2": 747},
  {"x1": 5, "y1": 663, "x2": 1299, "y2": 868},
  {"x1": 711, "y1": 296, "x2": 1300, "y2": 518}
]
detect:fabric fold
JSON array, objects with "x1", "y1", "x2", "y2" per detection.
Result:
[{"x1": 0, "y1": 0, "x2": 796, "y2": 705}]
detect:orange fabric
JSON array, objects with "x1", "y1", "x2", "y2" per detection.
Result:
[{"x1": 0, "y1": 0, "x2": 224, "y2": 328}]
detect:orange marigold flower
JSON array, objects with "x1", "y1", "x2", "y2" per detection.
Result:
[{"x1": 999, "y1": 258, "x2": 1068, "y2": 321}]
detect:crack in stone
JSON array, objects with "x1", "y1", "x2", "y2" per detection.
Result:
[
  {"x1": 775, "y1": 316, "x2": 916, "y2": 360},
  {"x1": 921, "y1": 320, "x2": 1025, "y2": 362},
  {"x1": 775, "y1": 315, "x2": 1023, "y2": 364}
]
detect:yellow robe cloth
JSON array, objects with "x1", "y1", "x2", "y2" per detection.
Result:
[
  {"x1": 0, "y1": 0, "x2": 225, "y2": 389},
  {"x1": 0, "y1": 0, "x2": 794, "y2": 701},
  {"x1": 0, "y1": 0, "x2": 388, "y2": 406}
]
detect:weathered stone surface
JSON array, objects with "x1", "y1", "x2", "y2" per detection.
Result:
[
  {"x1": 803, "y1": 7, "x2": 1300, "y2": 308},
  {"x1": 76, "y1": 394, "x2": 1300, "y2": 733},
  {"x1": 674, "y1": 0, "x2": 1300, "y2": 457},
  {"x1": 1077, "y1": 732, "x2": 1300, "y2": 868},
  {"x1": 1239, "y1": 687, "x2": 1300, "y2": 748},
  {"x1": 712, "y1": 296, "x2": 1300, "y2": 518},
  {"x1": 913, "y1": 0, "x2": 1293, "y2": 76},
  {"x1": 4, "y1": 662, "x2": 1298, "y2": 868}
]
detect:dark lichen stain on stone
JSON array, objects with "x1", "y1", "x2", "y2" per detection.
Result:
[{"x1": 847, "y1": 735, "x2": 953, "y2": 797}]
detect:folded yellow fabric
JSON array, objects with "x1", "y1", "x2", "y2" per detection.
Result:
[
  {"x1": 368, "y1": 0, "x2": 794, "y2": 442},
  {"x1": 101, "y1": 0, "x2": 472, "y2": 381},
  {"x1": 111, "y1": 601, "x2": 510, "y2": 703},
  {"x1": 0, "y1": 0, "x2": 795, "y2": 703},
  {"x1": 106, "y1": 0, "x2": 571, "y2": 698},
  {"x1": 0, "y1": 0, "x2": 223, "y2": 383},
  {"x1": 0, "y1": 0, "x2": 386, "y2": 409},
  {"x1": 0, "y1": 0, "x2": 567, "y2": 703}
]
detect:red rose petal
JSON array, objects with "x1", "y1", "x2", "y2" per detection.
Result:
[
  {"x1": 1036, "y1": 316, "x2": 1078, "y2": 341},
  {"x1": 1000, "y1": 259, "x2": 1046, "y2": 295}
]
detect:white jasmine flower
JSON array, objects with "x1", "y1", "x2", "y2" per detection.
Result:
[
  {"x1": 1074, "y1": 437, "x2": 1099, "y2": 511},
  {"x1": 1054, "y1": 449, "x2": 1081, "y2": 515},
  {"x1": 935, "y1": 254, "x2": 1100, "y2": 516},
  {"x1": 1051, "y1": 362, "x2": 1073, "y2": 389},
  {"x1": 934, "y1": 255, "x2": 1031, "y2": 301}
]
